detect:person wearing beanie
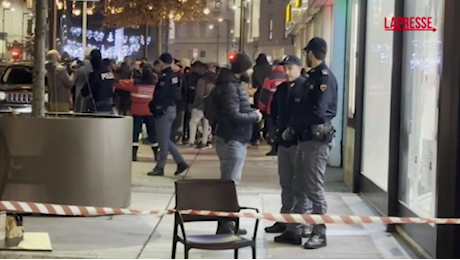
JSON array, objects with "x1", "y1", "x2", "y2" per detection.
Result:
[
  {"x1": 147, "y1": 52, "x2": 189, "y2": 177},
  {"x1": 210, "y1": 52, "x2": 263, "y2": 235},
  {"x1": 115, "y1": 63, "x2": 159, "y2": 161},
  {"x1": 275, "y1": 37, "x2": 338, "y2": 250}
]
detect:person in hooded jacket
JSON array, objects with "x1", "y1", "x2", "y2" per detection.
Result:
[
  {"x1": 115, "y1": 63, "x2": 159, "y2": 161},
  {"x1": 80, "y1": 49, "x2": 115, "y2": 114},
  {"x1": 251, "y1": 53, "x2": 272, "y2": 145},
  {"x1": 186, "y1": 61, "x2": 215, "y2": 149}
]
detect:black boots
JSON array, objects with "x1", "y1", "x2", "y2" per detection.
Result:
[
  {"x1": 174, "y1": 162, "x2": 189, "y2": 175},
  {"x1": 132, "y1": 146, "x2": 138, "y2": 161},
  {"x1": 147, "y1": 167, "x2": 164, "y2": 176},
  {"x1": 134, "y1": 146, "x2": 159, "y2": 162},
  {"x1": 152, "y1": 146, "x2": 159, "y2": 162}
]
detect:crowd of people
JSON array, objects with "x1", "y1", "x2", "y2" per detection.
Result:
[{"x1": 45, "y1": 36, "x2": 337, "y2": 250}]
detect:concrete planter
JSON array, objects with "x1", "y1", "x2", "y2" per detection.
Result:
[{"x1": 0, "y1": 113, "x2": 132, "y2": 208}]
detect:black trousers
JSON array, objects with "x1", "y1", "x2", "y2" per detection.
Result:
[
  {"x1": 133, "y1": 115, "x2": 157, "y2": 145},
  {"x1": 183, "y1": 105, "x2": 192, "y2": 140},
  {"x1": 251, "y1": 104, "x2": 261, "y2": 141}
]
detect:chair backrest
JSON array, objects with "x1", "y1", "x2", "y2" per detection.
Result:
[{"x1": 175, "y1": 179, "x2": 240, "y2": 222}]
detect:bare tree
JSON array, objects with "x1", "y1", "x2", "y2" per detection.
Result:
[{"x1": 31, "y1": 0, "x2": 48, "y2": 117}]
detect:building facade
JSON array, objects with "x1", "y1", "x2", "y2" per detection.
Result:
[
  {"x1": 0, "y1": 0, "x2": 34, "y2": 60},
  {"x1": 168, "y1": 0, "x2": 260, "y2": 66},
  {"x1": 257, "y1": 0, "x2": 293, "y2": 61}
]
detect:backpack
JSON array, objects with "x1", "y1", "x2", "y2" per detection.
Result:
[{"x1": 203, "y1": 86, "x2": 220, "y2": 121}]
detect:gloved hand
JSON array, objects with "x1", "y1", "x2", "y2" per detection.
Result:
[{"x1": 281, "y1": 128, "x2": 295, "y2": 141}]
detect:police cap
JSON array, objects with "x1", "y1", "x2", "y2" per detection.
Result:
[
  {"x1": 280, "y1": 55, "x2": 302, "y2": 66},
  {"x1": 303, "y1": 37, "x2": 327, "y2": 55}
]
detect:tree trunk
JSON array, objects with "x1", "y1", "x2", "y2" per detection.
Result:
[
  {"x1": 31, "y1": 0, "x2": 47, "y2": 117},
  {"x1": 143, "y1": 24, "x2": 148, "y2": 58},
  {"x1": 156, "y1": 19, "x2": 163, "y2": 56}
]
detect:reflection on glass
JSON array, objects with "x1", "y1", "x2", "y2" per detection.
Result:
[
  {"x1": 399, "y1": 0, "x2": 443, "y2": 218},
  {"x1": 361, "y1": 0, "x2": 394, "y2": 191},
  {"x1": 347, "y1": 0, "x2": 359, "y2": 118}
]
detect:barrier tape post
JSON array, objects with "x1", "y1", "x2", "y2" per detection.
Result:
[{"x1": 1, "y1": 201, "x2": 460, "y2": 225}]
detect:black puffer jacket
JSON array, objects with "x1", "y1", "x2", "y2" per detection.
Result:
[{"x1": 214, "y1": 68, "x2": 259, "y2": 143}]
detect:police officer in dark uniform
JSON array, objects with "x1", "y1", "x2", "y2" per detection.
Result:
[
  {"x1": 265, "y1": 55, "x2": 313, "y2": 237},
  {"x1": 81, "y1": 49, "x2": 115, "y2": 114},
  {"x1": 276, "y1": 37, "x2": 338, "y2": 249},
  {"x1": 148, "y1": 53, "x2": 189, "y2": 177}
]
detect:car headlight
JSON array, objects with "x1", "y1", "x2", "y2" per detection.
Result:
[
  {"x1": 44, "y1": 93, "x2": 48, "y2": 102},
  {"x1": 0, "y1": 91, "x2": 5, "y2": 101}
]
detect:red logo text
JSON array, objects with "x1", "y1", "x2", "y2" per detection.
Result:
[{"x1": 384, "y1": 16, "x2": 436, "y2": 32}]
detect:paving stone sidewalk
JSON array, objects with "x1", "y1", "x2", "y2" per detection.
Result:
[{"x1": 0, "y1": 145, "x2": 417, "y2": 259}]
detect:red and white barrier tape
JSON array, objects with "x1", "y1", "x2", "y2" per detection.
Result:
[{"x1": 1, "y1": 201, "x2": 459, "y2": 225}]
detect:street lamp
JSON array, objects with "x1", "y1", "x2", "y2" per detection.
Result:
[{"x1": 203, "y1": 7, "x2": 210, "y2": 15}]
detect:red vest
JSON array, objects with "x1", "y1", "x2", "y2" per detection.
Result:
[
  {"x1": 115, "y1": 79, "x2": 155, "y2": 115},
  {"x1": 257, "y1": 66, "x2": 285, "y2": 115}
]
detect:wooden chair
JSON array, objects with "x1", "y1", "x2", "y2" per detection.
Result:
[{"x1": 172, "y1": 179, "x2": 259, "y2": 259}]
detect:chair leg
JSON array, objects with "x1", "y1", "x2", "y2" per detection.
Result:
[
  {"x1": 234, "y1": 249, "x2": 238, "y2": 259},
  {"x1": 171, "y1": 239, "x2": 177, "y2": 259},
  {"x1": 251, "y1": 246, "x2": 256, "y2": 259},
  {"x1": 184, "y1": 246, "x2": 190, "y2": 259}
]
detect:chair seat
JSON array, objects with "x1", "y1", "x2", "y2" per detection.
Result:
[{"x1": 178, "y1": 234, "x2": 254, "y2": 250}]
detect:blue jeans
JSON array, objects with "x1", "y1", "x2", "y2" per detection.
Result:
[
  {"x1": 154, "y1": 106, "x2": 185, "y2": 168},
  {"x1": 215, "y1": 137, "x2": 247, "y2": 186}
]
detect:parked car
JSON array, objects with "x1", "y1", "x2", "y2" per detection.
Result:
[{"x1": 0, "y1": 64, "x2": 48, "y2": 113}]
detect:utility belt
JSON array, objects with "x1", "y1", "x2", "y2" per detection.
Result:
[{"x1": 298, "y1": 123, "x2": 335, "y2": 143}]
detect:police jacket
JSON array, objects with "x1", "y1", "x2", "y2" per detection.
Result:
[
  {"x1": 81, "y1": 63, "x2": 115, "y2": 112},
  {"x1": 288, "y1": 62, "x2": 338, "y2": 135},
  {"x1": 271, "y1": 76, "x2": 306, "y2": 147},
  {"x1": 114, "y1": 79, "x2": 155, "y2": 116},
  {"x1": 151, "y1": 67, "x2": 179, "y2": 109},
  {"x1": 214, "y1": 68, "x2": 259, "y2": 143}
]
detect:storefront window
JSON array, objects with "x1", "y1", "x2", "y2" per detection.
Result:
[
  {"x1": 399, "y1": 0, "x2": 443, "y2": 218},
  {"x1": 361, "y1": 0, "x2": 394, "y2": 191}
]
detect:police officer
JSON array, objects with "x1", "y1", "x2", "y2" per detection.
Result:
[
  {"x1": 148, "y1": 53, "x2": 189, "y2": 177},
  {"x1": 276, "y1": 37, "x2": 338, "y2": 249},
  {"x1": 81, "y1": 49, "x2": 115, "y2": 114},
  {"x1": 266, "y1": 55, "x2": 313, "y2": 237}
]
